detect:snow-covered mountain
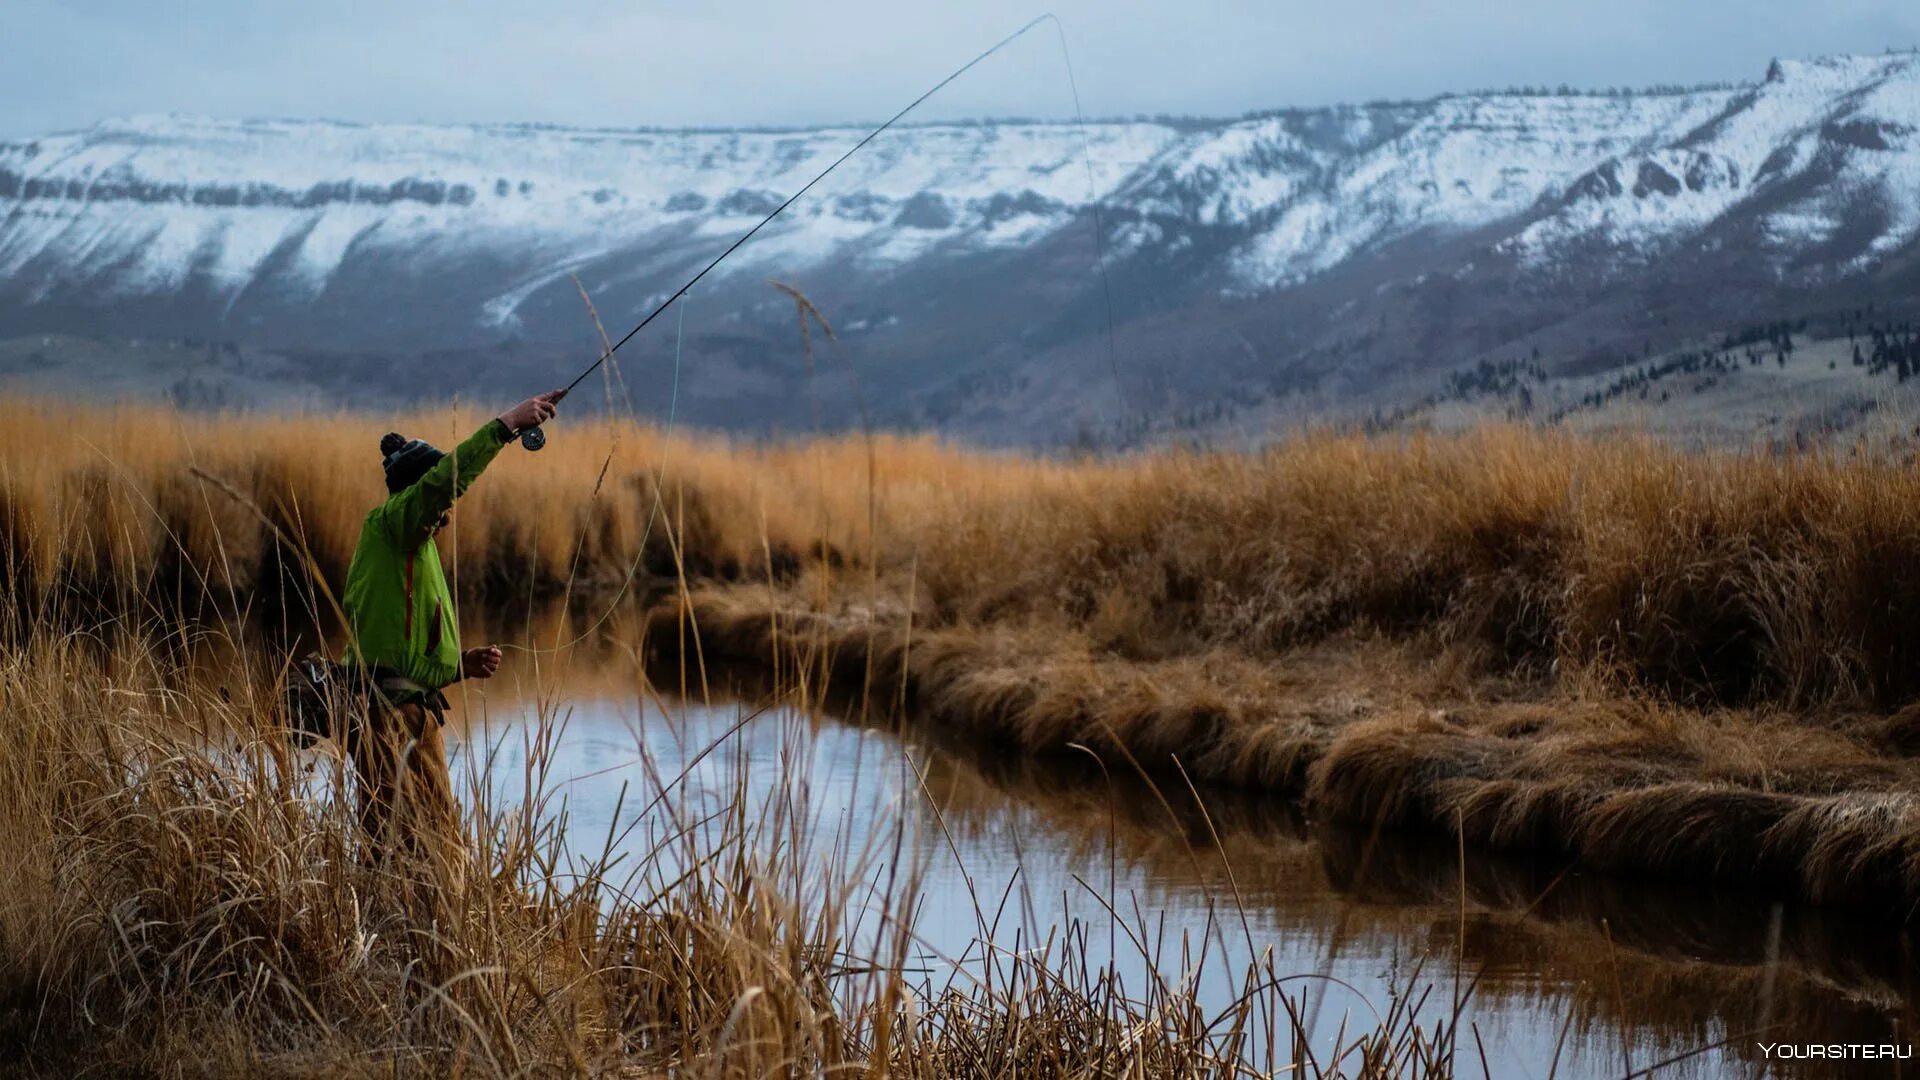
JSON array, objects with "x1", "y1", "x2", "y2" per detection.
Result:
[{"x1": 4, "y1": 53, "x2": 1919, "y2": 443}]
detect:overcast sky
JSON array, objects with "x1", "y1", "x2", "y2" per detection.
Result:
[{"x1": 6, "y1": 1, "x2": 1920, "y2": 139}]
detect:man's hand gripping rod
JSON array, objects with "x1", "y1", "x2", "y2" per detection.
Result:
[{"x1": 510, "y1": 14, "x2": 1054, "y2": 451}]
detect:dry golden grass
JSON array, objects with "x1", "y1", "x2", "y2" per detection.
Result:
[
  {"x1": 16, "y1": 394, "x2": 1920, "y2": 1072},
  {"x1": 0, "y1": 623, "x2": 859, "y2": 1076},
  {"x1": 0, "y1": 614, "x2": 1474, "y2": 1077},
  {"x1": 16, "y1": 398, "x2": 1920, "y2": 705},
  {"x1": 0, "y1": 394, "x2": 1482, "y2": 1075},
  {"x1": 653, "y1": 595, "x2": 1920, "y2": 910},
  {"x1": 10, "y1": 397, "x2": 1920, "y2": 914},
  {"x1": 0, "y1": 396, "x2": 1068, "y2": 616}
]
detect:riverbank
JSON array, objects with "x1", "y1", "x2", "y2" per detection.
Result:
[
  {"x1": 8, "y1": 615, "x2": 1903, "y2": 1078},
  {"x1": 5, "y1": 622, "x2": 1462, "y2": 1077},
  {"x1": 647, "y1": 590, "x2": 1920, "y2": 913}
]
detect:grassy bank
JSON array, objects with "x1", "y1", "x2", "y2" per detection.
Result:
[
  {"x1": 7, "y1": 399, "x2": 1920, "y2": 910},
  {"x1": 14, "y1": 398, "x2": 1920, "y2": 704},
  {"x1": 650, "y1": 595, "x2": 1920, "y2": 912},
  {"x1": 919, "y1": 743, "x2": 1915, "y2": 1074},
  {"x1": 4, "y1": 619, "x2": 1461, "y2": 1076}
]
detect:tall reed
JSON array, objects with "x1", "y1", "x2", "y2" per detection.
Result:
[
  {"x1": 13, "y1": 399, "x2": 1920, "y2": 706},
  {"x1": 0, "y1": 601, "x2": 1478, "y2": 1075},
  {"x1": 13, "y1": 397, "x2": 1920, "y2": 918}
]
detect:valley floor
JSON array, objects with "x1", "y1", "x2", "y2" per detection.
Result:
[
  {"x1": 11, "y1": 399, "x2": 1920, "y2": 1073},
  {"x1": 9, "y1": 398, "x2": 1920, "y2": 912}
]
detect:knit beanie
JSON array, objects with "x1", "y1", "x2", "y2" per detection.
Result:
[{"x1": 380, "y1": 432, "x2": 445, "y2": 494}]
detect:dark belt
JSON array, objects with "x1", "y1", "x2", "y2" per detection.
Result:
[{"x1": 364, "y1": 667, "x2": 451, "y2": 725}]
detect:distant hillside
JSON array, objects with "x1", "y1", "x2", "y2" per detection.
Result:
[{"x1": 3, "y1": 53, "x2": 1919, "y2": 445}]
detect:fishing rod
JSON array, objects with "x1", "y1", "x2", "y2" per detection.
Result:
[{"x1": 515, "y1": 13, "x2": 1058, "y2": 451}]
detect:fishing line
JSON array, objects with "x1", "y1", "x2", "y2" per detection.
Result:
[
  {"x1": 502, "y1": 13, "x2": 1129, "y2": 658},
  {"x1": 497, "y1": 289, "x2": 687, "y2": 657},
  {"x1": 1042, "y1": 13, "x2": 1134, "y2": 425},
  {"x1": 524, "y1": 12, "x2": 1071, "y2": 436}
]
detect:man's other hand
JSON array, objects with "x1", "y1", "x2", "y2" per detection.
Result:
[
  {"x1": 499, "y1": 389, "x2": 565, "y2": 435},
  {"x1": 462, "y1": 645, "x2": 503, "y2": 681}
]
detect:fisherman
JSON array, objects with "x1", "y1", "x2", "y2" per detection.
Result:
[{"x1": 339, "y1": 390, "x2": 563, "y2": 878}]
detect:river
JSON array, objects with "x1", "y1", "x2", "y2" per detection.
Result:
[{"x1": 440, "y1": 669, "x2": 1916, "y2": 1079}]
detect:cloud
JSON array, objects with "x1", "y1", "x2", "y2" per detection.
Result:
[{"x1": 4, "y1": 0, "x2": 1917, "y2": 138}]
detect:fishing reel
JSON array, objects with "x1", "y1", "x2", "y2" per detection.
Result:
[{"x1": 515, "y1": 425, "x2": 547, "y2": 452}]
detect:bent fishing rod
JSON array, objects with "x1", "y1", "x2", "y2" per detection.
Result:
[{"x1": 514, "y1": 13, "x2": 1056, "y2": 451}]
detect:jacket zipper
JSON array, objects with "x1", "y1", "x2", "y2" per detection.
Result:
[{"x1": 404, "y1": 552, "x2": 416, "y2": 644}]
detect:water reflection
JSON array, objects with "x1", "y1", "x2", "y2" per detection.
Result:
[
  {"x1": 930, "y1": 745, "x2": 1920, "y2": 1078},
  {"x1": 444, "y1": 675, "x2": 1919, "y2": 1079}
]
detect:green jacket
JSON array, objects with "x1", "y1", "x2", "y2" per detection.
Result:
[{"x1": 341, "y1": 419, "x2": 512, "y2": 689}]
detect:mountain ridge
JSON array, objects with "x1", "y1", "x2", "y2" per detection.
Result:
[{"x1": 3, "y1": 52, "x2": 1919, "y2": 445}]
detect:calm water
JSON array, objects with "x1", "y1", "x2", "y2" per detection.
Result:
[{"x1": 444, "y1": 685, "x2": 1919, "y2": 1079}]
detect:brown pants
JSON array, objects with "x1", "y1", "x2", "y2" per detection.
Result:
[
  {"x1": 343, "y1": 699, "x2": 466, "y2": 890},
  {"x1": 343, "y1": 698, "x2": 473, "y2": 996}
]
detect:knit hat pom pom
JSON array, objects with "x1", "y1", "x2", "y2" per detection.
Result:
[{"x1": 380, "y1": 432, "x2": 407, "y2": 459}]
